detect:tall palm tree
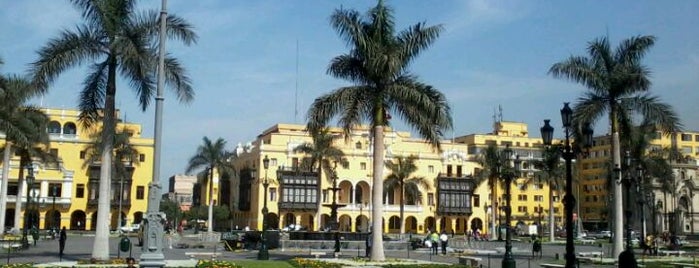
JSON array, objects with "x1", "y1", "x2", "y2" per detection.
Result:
[
  {"x1": 532, "y1": 144, "x2": 564, "y2": 242},
  {"x1": 82, "y1": 128, "x2": 140, "y2": 230},
  {"x1": 306, "y1": 1, "x2": 451, "y2": 260},
  {"x1": 384, "y1": 155, "x2": 429, "y2": 235},
  {"x1": 474, "y1": 144, "x2": 503, "y2": 240},
  {"x1": 293, "y1": 128, "x2": 345, "y2": 230},
  {"x1": 186, "y1": 137, "x2": 233, "y2": 234},
  {"x1": 0, "y1": 72, "x2": 49, "y2": 231},
  {"x1": 549, "y1": 35, "x2": 681, "y2": 256},
  {"x1": 30, "y1": 0, "x2": 196, "y2": 260}
]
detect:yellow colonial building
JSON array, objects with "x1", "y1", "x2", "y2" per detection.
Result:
[
  {"x1": 0, "y1": 108, "x2": 154, "y2": 231},
  {"x1": 579, "y1": 130, "x2": 699, "y2": 234},
  {"x1": 229, "y1": 121, "x2": 564, "y2": 235}
]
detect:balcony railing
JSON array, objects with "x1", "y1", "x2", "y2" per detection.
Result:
[
  {"x1": 87, "y1": 198, "x2": 132, "y2": 207},
  {"x1": 438, "y1": 206, "x2": 472, "y2": 215},
  {"x1": 278, "y1": 202, "x2": 317, "y2": 210}
]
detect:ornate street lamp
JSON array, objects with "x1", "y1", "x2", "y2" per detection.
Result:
[
  {"x1": 540, "y1": 102, "x2": 594, "y2": 268},
  {"x1": 52, "y1": 184, "x2": 58, "y2": 232},
  {"x1": 257, "y1": 155, "x2": 270, "y2": 260},
  {"x1": 21, "y1": 164, "x2": 35, "y2": 249},
  {"x1": 635, "y1": 165, "x2": 646, "y2": 245},
  {"x1": 618, "y1": 151, "x2": 638, "y2": 267},
  {"x1": 501, "y1": 144, "x2": 519, "y2": 268}
]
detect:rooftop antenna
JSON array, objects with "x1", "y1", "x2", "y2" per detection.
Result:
[{"x1": 498, "y1": 104, "x2": 503, "y2": 122}]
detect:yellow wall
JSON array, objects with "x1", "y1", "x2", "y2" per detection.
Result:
[
  {"x1": 0, "y1": 108, "x2": 154, "y2": 231},
  {"x1": 230, "y1": 122, "x2": 564, "y2": 235}
]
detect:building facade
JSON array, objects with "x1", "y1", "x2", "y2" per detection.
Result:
[
  {"x1": 167, "y1": 174, "x2": 196, "y2": 211},
  {"x1": 229, "y1": 121, "x2": 565, "y2": 235},
  {"x1": 0, "y1": 108, "x2": 154, "y2": 231},
  {"x1": 579, "y1": 130, "x2": 699, "y2": 235}
]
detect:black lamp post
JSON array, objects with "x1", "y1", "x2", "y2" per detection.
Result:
[
  {"x1": 655, "y1": 200, "x2": 662, "y2": 235},
  {"x1": 540, "y1": 102, "x2": 594, "y2": 268},
  {"x1": 538, "y1": 205, "x2": 543, "y2": 238},
  {"x1": 257, "y1": 155, "x2": 270, "y2": 260},
  {"x1": 21, "y1": 164, "x2": 35, "y2": 249},
  {"x1": 52, "y1": 184, "x2": 58, "y2": 231},
  {"x1": 501, "y1": 144, "x2": 519, "y2": 268}
]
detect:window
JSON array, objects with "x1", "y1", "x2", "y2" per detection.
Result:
[
  {"x1": 342, "y1": 162, "x2": 349, "y2": 169},
  {"x1": 48, "y1": 121, "x2": 61, "y2": 134},
  {"x1": 139, "y1": 154, "x2": 146, "y2": 162},
  {"x1": 279, "y1": 174, "x2": 318, "y2": 207},
  {"x1": 682, "y1": 146, "x2": 692, "y2": 154},
  {"x1": 534, "y1": 195, "x2": 543, "y2": 202},
  {"x1": 517, "y1": 206, "x2": 527, "y2": 212},
  {"x1": 473, "y1": 194, "x2": 480, "y2": 207},
  {"x1": 80, "y1": 151, "x2": 86, "y2": 159},
  {"x1": 49, "y1": 183, "x2": 62, "y2": 197},
  {"x1": 322, "y1": 190, "x2": 328, "y2": 203},
  {"x1": 518, "y1": 195, "x2": 527, "y2": 201},
  {"x1": 136, "y1": 186, "x2": 145, "y2": 200},
  {"x1": 292, "y1": 157, "x2": 299, "y2": 168},
  {"x1": 7, "y1": 182, "x2": 18, "y2": 196},
  {"x1": 681, "y1": 133, "x2": 692, "y2": 141},
  {"x1": 428, "y1": 193, "x2": 434, "y2": 206},
  {"x1": 360, "y1": 162, "x2": 367, "y2": 170},
  {"x1": 696, "y1": 135, "x2": 699, "y2": 142},
  {"x1": 76, "y1": 184, "x2": 85, "y2": 198},
  {"x1": 270, "y1": 187, "x2": 277, "y2": 201},
  {"x1": 428, "y1": 165, "x2": 434, "y2": 174},
  {"x1": 446, "y1": 165, "x2": 453, "y2": 176},
  {"x1": 355, "y1": 142, "x2": 362, "y2": 149},
  {"x1": 456, "y1": 165, "x2": 462, "y2": 177},
  {"x1": 270, "y1": 158, "x2": 278, "y2": 166}
]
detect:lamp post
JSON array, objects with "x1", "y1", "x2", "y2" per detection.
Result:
[
  {"x1": 21, "y1": 164, "x2": 35, "y2": 249},
  {"x1": 52, "y1": 184, "x2": 58, "y2": 232},
  {"x1": 501, "y1": 144, "x2": 519, "y2": 268},
  {"x1": 258, "y1": 155, "x2": 270, "y2": 260},
  {"x1": 655, "y1": 200, "x2": 662, "y2": 235},
  {"x1": 540, "y1": 102, "x2": 594, "y2": 268},
  {"x1": 619, "y1": 151, "x2": 637, "y2": 267}
]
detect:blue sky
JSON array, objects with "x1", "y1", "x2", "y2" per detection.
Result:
[{"x1": 1, "y1": 0, "x2": 698, "y2": 189}]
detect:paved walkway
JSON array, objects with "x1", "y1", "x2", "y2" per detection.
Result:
[{"x1": 0, "y1": 233, "x2": 667, "y2": 267}]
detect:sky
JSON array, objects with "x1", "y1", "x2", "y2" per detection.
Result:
[{"x1": 1, "y1": 0, "x2": 698, "y2": 189}]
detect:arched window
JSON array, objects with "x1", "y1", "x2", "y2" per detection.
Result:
[
  {"x1": 48, "y1": 121, "x2": 61, "y2": 134},
  {"x1": 63, "y1": 122, "x2": 77, "y2": 135}
]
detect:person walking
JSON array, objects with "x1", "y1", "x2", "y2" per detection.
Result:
[
  {"x1": 439, "y1": 230, "x2": 449, "y2": 255},
  {"x1": 59, "y1": 226, "x2": 67, "y2": 259},
  {"x1": 430, "y1": 231, "x2": 439, "y2": 255},
  {"x1": 532, "y1": 236, "x2": 542, "y2": 259},
  {"x1": 365, "y1": 231, "x2": 372, "y2": 258}
]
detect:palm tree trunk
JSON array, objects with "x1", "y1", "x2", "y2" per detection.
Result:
[
  {"x1": 399, "y1": 182, "x2": 405, "y2": 235},
  {"x1": 316, "y1": 165, "x2": 323, "y2": 231},
  {"x1": 0, "y1": 144, "x2": 11, "y2": 229},
  {"x1": 13, "y1": 161, "x2": 26, "y2": 231},
  {"x1": 491, "y1": 177, "x2": 498, "y2": 240},
  {"x1": 549, "y1": 185, "x2": 555, "y2": 242},
  {"x1": 371, "y1": 125, "x2": 385, "y2": 261},
  {"x1": 611, "y1": 108, "x2": 624, "y2": 257},
  {"x1": 208, "y1": 167, "x2": 214, "y2": 234},
  {"x1": 92, "y1": 59, "x2": 117, "y2": 260}
]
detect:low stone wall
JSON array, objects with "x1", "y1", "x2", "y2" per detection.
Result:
[{"x1": 280, "y1": 239, "x2": 410, "y2": 252}]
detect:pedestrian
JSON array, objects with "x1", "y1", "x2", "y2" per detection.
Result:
[
  {"x1": 430, "y1": 231, "x2": 439, "y2": 255},
  {"x1": 467, "y1": 230, "x2": 472, "y2": 245},
  {"x1": 532, "y1": 236, "x2": 542, "y2": 259},
  {"x1": 365, "y1": 231, "x2": 372, "y2": 258},
  {"x1": 440, "y1": 230, "x2": 449, "y2": 255},
  {"x1": 59, "y1": 226, "x2": 67, "y2": 259},
  {"x1": 126, "y1": 257, "x2": 136, "y2": 268}
]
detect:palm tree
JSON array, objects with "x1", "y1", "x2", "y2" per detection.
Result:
[
  {"x1": 383, "y1": 155, "x2": 429, "y2": 235},
  {"x1": 82, "y1": 128, "x2": 140, "y2": 230},
  {"x1": 30, "y1": 0, "x2": 197, "y2": 260},
  {"x1": 306, "y1": 1, "x2": 451, "y2": 260},
  {"x1": 0, "y1": 70, "x2": 49, "y2": 232},
  {"x1": 532, "y1": 144, "x2": 564, "y2": 242},
  {"x1": 473, "y1": 144, "x2": 504, "y2": 240},
  {"x1": 549, "y1": 35, "x2": 681, "y2": 255},
  {"x1": 293, "y1": 128, "x2": 345, "y2": 230},
  {"x1": 186, "y1": 137, "x2": 233, "y2": 234}
]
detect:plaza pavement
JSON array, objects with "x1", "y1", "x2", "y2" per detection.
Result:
[{"x1": 2, "y1": 232, "x2": 646, "y2": 267}]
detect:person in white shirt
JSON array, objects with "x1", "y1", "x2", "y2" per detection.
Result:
[{"x1": 439, "y1": 230, "x2": 449, "y2": 255}]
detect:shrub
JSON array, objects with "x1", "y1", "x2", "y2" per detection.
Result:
[
  {"x1": 196, "y1": 260, "x2": 243, "y2": 268},
  {"x1": 288, "y1": 258, "x2": 342, "y2": 268}
]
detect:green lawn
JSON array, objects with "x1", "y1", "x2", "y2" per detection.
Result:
[{"x1": 230, "y1": 260, "x2": 295, "y2": 268}]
